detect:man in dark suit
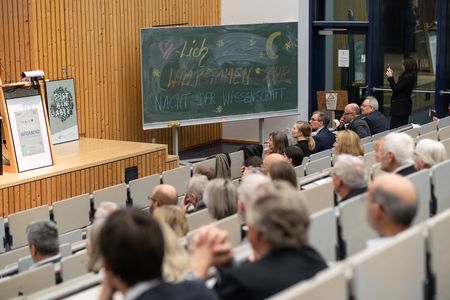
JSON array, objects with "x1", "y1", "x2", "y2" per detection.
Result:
[
  {"x1": 310, "y1": 111, "x2": 336, "y2": 153},
  {"x1": 337, "y1": 103, "x2": 371, "y2": 138},
  {"x1": 378, "y1": 132, "x2": 416, "y2": 176},
  {"x1": 361, "y1": 96, "x2": 389, "y2": 135},
  {"x1": 331, "y1": 154, "x2": 368, "y2": 203},
  {"x1": 99, "y1": 209, "x2": 218, "y2": 300},
  {"x1": 190, "y1": 181, "x2": 328, "y2": 300}
]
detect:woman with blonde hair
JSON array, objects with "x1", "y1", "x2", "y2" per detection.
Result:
[
  {"x1": 414, "y1": 139, "x2": 447, "y2": 170},
  {"x1": 264, "y1": 131, "x2": 289, "y2": 156},
  {"x1": 160, "y1": 225, "x2": 190, "y2": 282},
  {"x1": 291, "y1": 121, "x2": 315, "y2": 156},
  {"x1": 153, "y1": 205, "x2": 190, "y2": 238},
  {"x1": 334, "y1": 130, "x2": 364, "y2": 157}
]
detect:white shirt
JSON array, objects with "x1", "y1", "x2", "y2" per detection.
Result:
[
  {"x1": 30, "y1": 253, "x2": 61, "y2": 269},
  {"x1": 366, "y1": 236, "x2": 394, "y2": 249}
]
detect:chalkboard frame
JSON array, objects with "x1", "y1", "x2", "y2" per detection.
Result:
[{"x1": 140, "y1": 22, "x2": 299, "y2": 129}]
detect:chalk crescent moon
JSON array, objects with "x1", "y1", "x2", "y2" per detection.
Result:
[{"x1": 266, "y1": 31, "x2": 281, "y2": 60}]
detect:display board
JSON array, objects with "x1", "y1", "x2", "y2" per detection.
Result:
[{"x1": 141, "y1": 22, "x2": 298, "y2": 129}]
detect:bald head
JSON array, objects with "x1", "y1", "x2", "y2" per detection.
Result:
[
  {"x1": 262, "y1": 153, "x2": 288, "y2": 174},
  {"x1": 366, "y1": 173, "x2": 417, "y2": 236},
  {"x1": 150, "y1": 184, "x2": 178, "y2": 213}
]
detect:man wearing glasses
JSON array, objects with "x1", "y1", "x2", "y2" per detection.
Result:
[
  {"x1": 149, "y1": 184, "x2": 178, "y2": 213},
  {"x1": 336, "y1": 103, "x2": 371, "y2": 138},
  {"x1": 309, "y1": 111, "x2": 336, "y2": 153}
]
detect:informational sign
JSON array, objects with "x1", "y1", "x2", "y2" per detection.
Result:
[
  {"x1": 338, "y1": 49, "x2": 350, "y2": 67},
  {"x1": 325, "y1": 92, "x2": 338, "y2": 110}
]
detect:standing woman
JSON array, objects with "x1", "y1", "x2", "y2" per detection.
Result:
[
  {"x1": 386, "y1": 57, "x2": 417, "y2": 129},
  {"x1": 291, "y1": 121, "x2": 315, "y2": 157}
]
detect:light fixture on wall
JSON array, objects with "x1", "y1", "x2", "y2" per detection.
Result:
[{"x1": 21, "y1": 70, "x2": 45, "y2": 88}]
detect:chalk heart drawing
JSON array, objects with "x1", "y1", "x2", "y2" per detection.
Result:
[{"x1": 158, "y1": 40, "x2": 176, "y2": 59}]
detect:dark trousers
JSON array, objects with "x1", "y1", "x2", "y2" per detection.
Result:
[{"x1": 390, "y1": 116, "x2": 409, "y2": 129}]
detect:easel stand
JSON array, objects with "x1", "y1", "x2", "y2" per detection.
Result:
[
  {"x1": 0, "y1": 77, "x2": 55, "y2": 173},
  {"x1": 316, "y1": 90, "x2": 349, "y2": 128}
]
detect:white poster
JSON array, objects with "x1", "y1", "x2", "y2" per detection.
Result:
[{"x1": 338, "y1": 49, "x2": 350, "y2": 67}]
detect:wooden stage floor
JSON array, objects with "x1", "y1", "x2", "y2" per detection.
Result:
[{"x1": 0, "y1": 138, "x2": 177, "y2": 216}]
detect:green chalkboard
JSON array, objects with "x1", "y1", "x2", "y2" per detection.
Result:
[{"x1": 141, "y1": 22, "x2": 298, "y2": 128}]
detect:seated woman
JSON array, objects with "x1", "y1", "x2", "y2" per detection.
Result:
[
  {"x1": 334, "y1": 130, "x2": 364, "y2": 157},
  {"x1": 203, "y1": 178, "x2": 238, "y2": 220},
  {"x1": 284, "y1": 145, "x2": 304, "y2": 167},
  {"x1": 264, "y1": 131, "x2": 289, "y2": 156},
  {"x1": 414, "y1": 139, "x2": 447, "y2": 170},
  {"x1": 153, "y1": 205, "x2": 190, "y2": 238},
  {"x1": 291, "y1": 121, "x2": 315, "y2": 156}
]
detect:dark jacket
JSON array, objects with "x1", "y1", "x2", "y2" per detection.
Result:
[
  {"x1": 337, "y1": 115, "x2": 371, "y2": 138},
  {"x1": 388, "y1": 74, "x2": 416, "y2": 117},
  {"x1": 363, "y1": 111, "x2": 389, "y2": 135},
  {"x1": 136, "y1": 280, "x2": 218, "y2": 300},
  {"x1": 395, "y1": 164, "x2": 416, "y2": 177},
  {"x1": 295, "y1": 140, "x2": 311, "y2": 157},
  {"x1": 312, "y1": 127, "x2": 336, "y2": 153},
  {"x1": 214, "y1": 247, "x2": 327, "y2": 300}
]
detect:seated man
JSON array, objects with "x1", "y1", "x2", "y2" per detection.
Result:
[
  {"x1": 361, "y1": 96, "x2": 389, "y2": 135},
  {"x1": 331, "y1": 154, "x2": 368, "y2": 203},
  {"x1": 366, "y1": 173, "x2": 417, "y2": 248},
  {"x1": 183, "y1": 174, "x2": 209, "y2": 213},
  {"x1": 261, "y1": 153, "x2": 288, "y2": 175},
  {"x1": 149, "y1": 184, "x2": 178, "y2": 213},
  {"x1": 337, "y1": 103, "x2": 371, "y2": 138},
  {"x1": 378, "y1": 132, "x2": 416, "y2": 176},
  {"x1": 309, "y1": 111, "x2": 336, "y2": 153},
  {"x1": 99, "y1": 209, "x2": 218, "y2": 300},
  {"x1": 27, "y1": 220, "x2": 61, "y2": 269},
  {"x1": 190, "y1": 181, "x2": 328, "y2": 300}
]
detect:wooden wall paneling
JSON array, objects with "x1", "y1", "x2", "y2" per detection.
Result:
[
  {"x1": 30, "y1": 181, "x2": 36, "y2": 208},
  {"x1": 8, "y1": 187, "x2": 14, "y2": 216}
]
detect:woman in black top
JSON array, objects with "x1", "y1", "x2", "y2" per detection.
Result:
[
  {"x1": 386, "y1": 57, "x2": 417, "y2": 129},
  {"x1": 291, "y1": 121, "x2": 315, "y2": 156}
]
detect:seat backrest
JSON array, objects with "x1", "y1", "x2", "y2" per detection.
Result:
[
  {"x1": 309, "y1": 149, "x2": 332, "y2": 162},
  {"x1": 300, "y1": 180, "x2": 334, "y2": 215},
  {"x1": 363, "y1": 151, "x2": 376, "y2": 168},
  {"x1": 363, "y1": 141, "x2": 374, "y2": 153},
  {"x1": 60, "y1": 243, "x2": 72, "y2": 258},
  {"x1": 294, "y1": 165, "x2": 305, "y2": 178},
  {"x1": 427, "y1": 209, "x2": 450, "y2": 300},
  {"x1": 0, "y1": 246, "x2": 30, "y2": 269},
  {"x1": 0, "y1": 263, "x2": 55, "y2": 299},
  {"x1": 188, "y1": 214, "x2": 241, "y2": 247},
  {"x1": 268, "y1": 265, "x2": 348, "y2": 300},
  {"x1": 8, "y1": 205, "x2": 50, "y2": 249},
  {"x1": 59, "y1": 229, "x2": 83, "y2": 245},
  {"x1": 92, "y1": 183, "x2": 127, "y2": 208},
  {"x1": 18, "y1": 255, "x2": 33, "y2": 273},
  {"x1": 53, "y1": 194, "x2": 90, "y2": 234},
  {"x1": 417, "y1": 130, "x2": 439, "y2": 142},
  {"x1": 192, "y1": 158, "x2": 216, "y2": 176},
  {"x1": 128, "y1": 174, "x2": 160, "y2": 208},
  {"x1": 61, "y1": 250, "x2": 89, "y2": 282},
  {"x1": 360, "y1": 136, "x2": 372, "y2": 144},
  {"x1": 406, "y1": 169, "x2": 431, "y2": 224},
  {"x1": 440, "y1": 138, "x2": 450, "y2": 157},
  {"x1": 431, "y1": 160, "x2": 450, "y2": 213},
  {"x1": 305, "y1": 156, "x2": 331, "y2": 176},
  {"x1": 161, "y1": 166, "x2": 190, "y2": 196},
  {"x1": 419, "y1": 121, "x2": 438, "y2": 135},
  {"x1": 349, "y1": 226, "x2": 426, "y2": 300},
  {"x1": 339, "y1": 193, "x2": 377, "y2": 256},
  {"x1": 403, "y1": 127, "x2": 419, "y2": 139},
  {"x1": 438, "y1": 116, "x2": 450, "y2": 129},
  {"x1": 371, "y1": 130, "x2": 389, "y2": 140},
  {"x1": 438, "y1": 126, "x2": 450, "y2": 141},
  {"x1": 309, "y1": 207, "x2": 337, "y2": 262},
  {"x1": 186, "y1": 209, "x2": 215, "y2": 231},
  {"x1": 229, "y1": 151, "x2": 245, "y2": 180},
  {"x1": 0, "y1": 218, "x2": 5, "y2": 254}
]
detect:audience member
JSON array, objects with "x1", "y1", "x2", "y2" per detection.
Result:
[
  {"x1": 160, "y1": 225, "x2": 190, "y2": 282},
  {"x1": 27, "y1": 220, "x2": 61, "y2": 269},
  {"x1": 183, "y1": 174, "x2": 209, "y2": 213},
  {"x1": 190, "y1": 181, "x2": 327, "y2": 299},
  {"x1": 268, "y1": 161, "x2": 298, "y2": 188},
  {"x1": 149, "y1": 184, "x2": 178, "y2": 213},
  {"x1": 291, "y1": 121, "x2": 315, "y2": 156},
  {"x1": 264, "y1": 131, "x2": 289, "y2": 156},
  {"x1": 284, "y1": 145, "x2": 304, "y2": 167},
  {"x1": 414, "y1": 138, "x2": 447, "y2": 170},
  {"x1": 309, "y1": 111, "x2": 336, "y2": 153},
  {"x1": 237, "y1": 173, "x2": 271, "y2": 225},
  {"x1": 379, "y1": 132, "x2": 416, "y2": 176},
  {"x1": 337, "y1": 103, "x2": 371, "y2": 138},
  {"x1": 374, "y1": 139, "x2": 383, "y2": 162},
  {"x1": 94, "y1": 201, "x2": 119, "y2": 220},
  {"x1": 334, "y1": 130, "x2": 364, "y2": 156},
  {"x1": 240, "y1": 155, "x2": 263, "y2": 176},
  {"x1": 203, "y1": 178, "x2": 238, "y2": 220},
  {"x1": 261, "y1": 153, "x2": 288, "y2": 174},
  {"x1": 98, "y1": 209, "x2": 217, "y2": 300},
  {"x1": 365, "y1": 173, "x2": 417, "y2": 249},
  {"x1": 154, "y1": 205, "x2": 190, "y2": 238},
  {"x1": 361, "y1": 96, "x2": 389, "y2": 134},
  {"x1": 193, "y1": 164, "x2": 215, "y2": 180},
  {"x1": 331, "y1": 154, "x2": 368, "y2": 202}
]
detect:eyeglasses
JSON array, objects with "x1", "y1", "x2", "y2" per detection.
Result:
[
  {"x1": 343, "y1": 112, "x2": 353, "y2": 115},
  {"x1": 310, "y1": 117, "x2": 319, "y2": 121}
]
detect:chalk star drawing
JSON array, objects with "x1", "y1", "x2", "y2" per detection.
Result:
[
  {"x1": 249, "y1": 38, "x2": 256, "y2": 46},
  {"x1": 216, "y1": 40, "x2": 224, "y2": 48},
  {"x1": 214, "y1": 105, "x2": 223, "y2": 113},
  {"x1": 255, "y1": 67, "x2": 261, "y2": 75},
  {"x1": 152, "y1": 68, "x2": 161, "y2": 77},
  {"x1": 284, "y1": 40, "x2": 293, "y2": 50}
]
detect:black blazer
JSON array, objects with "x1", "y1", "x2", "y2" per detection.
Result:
[
  {"x1": 214, "y1": 247, "x2": 328, "y2": 300},
  {"x1": 363, "y1": 111, "x2": 389, "y2": 135},
  {"x1": 295, "y1": 140, "x2": 311, "y2": 156},
  {"x1": 337, "y1": 116, "x2": 371, "y2": 138},
  {"x1": 136, "y1": 280, "x2": 218, "y2": 300},
  {"x1": 388, "y1": 74, "x2": 416, "y2": 117},
  {"x1": 396, "y1": 164, "x2": 417, "y2": 177},
  {"x1": 312, "y1": 128, "x2": 336, "y2": 153}
]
